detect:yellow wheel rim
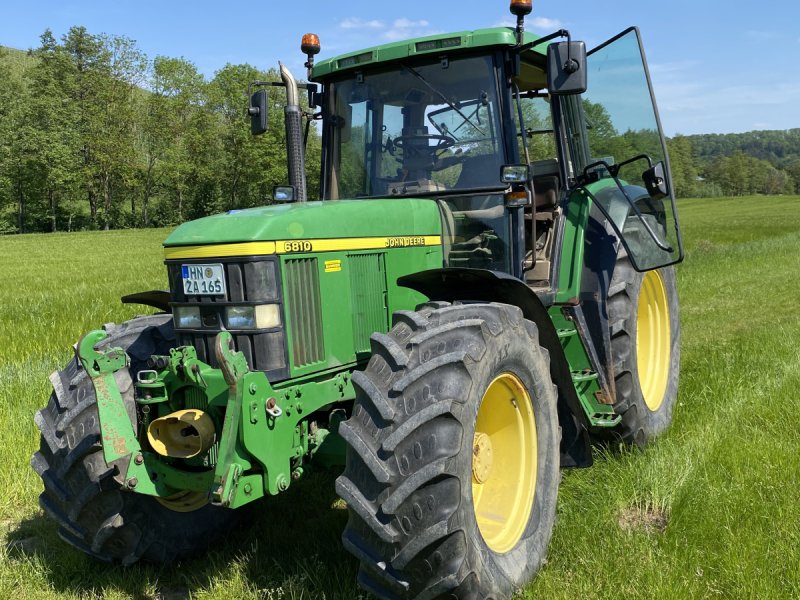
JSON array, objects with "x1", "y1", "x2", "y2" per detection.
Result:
[
  {"x1": 471, "y1": 373, "x2": 537, "y2": 554},
  {"x1": 156, "y1": 490, "x2": 209, "y2": 513},
  {"x1": 636, "y1": 270, "x2": 671, "y2": 411}
]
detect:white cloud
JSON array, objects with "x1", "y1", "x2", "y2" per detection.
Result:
[
  {"x1": 529, "y1": 17, "x2": 562, "y2": 31},
  {"x1": 339, "y1": 18, "x2": 385, "y2": 30},
  {"x1": 382, "y1": 18, "x2": 437, "y2": 42},
  {"x1": 648, "y1": 60, "x2": 800, "y2": 134},
  {"x1": 494, "y1": 18, "x2": 515, "y2": 28},
  {"x1": 392, "y1": 18, "x2": 429, "y2": 29}
]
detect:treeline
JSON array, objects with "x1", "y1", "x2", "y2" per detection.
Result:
[
  {"x1": 0, "y1": 28, "x2": 320, "y2": 234},
  {"x1": 669, "y1": 130, "x2": 800, "y2": 198},
  {"x1": 2, "y1": 28, "x2": 798, "y2": 235}
]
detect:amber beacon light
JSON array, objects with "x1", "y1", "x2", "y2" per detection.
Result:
[
  {"x1": 510, "y1": 0, "x2": 533, "y2": 16},
  {"x1": 302, "y1": 33, "x2": 321, "y2": 78},
  {"x1": 301, "y1": 33, "x2": 321, "y2": 56}
]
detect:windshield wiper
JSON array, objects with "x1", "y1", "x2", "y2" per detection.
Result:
[{"x1": 401, "y1": 64, "x2": 486, "y2": 137}]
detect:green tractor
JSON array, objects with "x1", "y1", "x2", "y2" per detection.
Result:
[{"x1": 32, "y1": 2, "x2": 683, "y2": 597}]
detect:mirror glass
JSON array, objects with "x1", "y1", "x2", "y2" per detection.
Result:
[{"x1": 273, "y1": 186, "x2": 295, "y2": 202}]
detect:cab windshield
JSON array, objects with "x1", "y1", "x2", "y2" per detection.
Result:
[{"x1": 325, "y1": 55, "x2": 506, "y2": 199}]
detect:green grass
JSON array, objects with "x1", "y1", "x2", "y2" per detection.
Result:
[{"x1": 1, "y1": 196, "x2": 800, "y2": 598}]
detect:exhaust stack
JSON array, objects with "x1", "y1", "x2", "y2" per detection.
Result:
[{"x1": 280, "y1": 62, "x2": 307, "y2": 202}]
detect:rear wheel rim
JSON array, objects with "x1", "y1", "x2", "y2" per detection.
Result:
[
  {"x1": 636, "y1": 270, "x2": 671, "y2": 411},
  {"x1": 472, "y1": 373, "x2": 537, "y2": 554}
]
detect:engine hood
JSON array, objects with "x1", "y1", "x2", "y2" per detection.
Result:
[{"x1": 163, "y1": 198, "x2": 442, "y2": 248}]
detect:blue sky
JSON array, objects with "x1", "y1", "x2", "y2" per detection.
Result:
[{"x1": 2, "y1": 0, "x2": 799, "y2": 136}]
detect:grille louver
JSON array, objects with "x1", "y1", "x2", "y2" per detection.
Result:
[
  {"x1": 349, "y1": 253, "x2": 388, "y2": 354},
  {"x1": 285, "y1": 258, "x2": 325, "y2": 367}
]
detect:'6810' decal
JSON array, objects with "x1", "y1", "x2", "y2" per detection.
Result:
[{"x1": 282, "y1": 240, "x2": 313, "y2": 253}]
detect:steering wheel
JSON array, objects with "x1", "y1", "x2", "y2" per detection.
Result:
[{"x1": 393, "y1": 134, "x2": 456, "y2": 151}]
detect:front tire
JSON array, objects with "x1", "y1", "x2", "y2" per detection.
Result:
[
  {"x1": 31, "y1": 314, "x2": 239, "y2": 564},
  {"x1": 336, "y1": 302, "x2": 560, "y2": 599}
]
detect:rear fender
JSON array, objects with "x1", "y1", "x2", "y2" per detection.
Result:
[{"x1": 398, "y1": 268, "x2": 592, "y2": 467}]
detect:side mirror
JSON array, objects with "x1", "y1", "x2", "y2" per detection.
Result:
[
  {"x1": 249, "y1": 89, "x2": 268, "y2": 135},
  {"x1": 273, "y1": 185, "x2": 295, "y2": 202},
  {"x1": 643, "y1": 161, "x2": 670, "y2": 200},
  {"x1": 547, "y1": 41, "x2": 587, "y2": 96},
  {"x1": 307, "y1": 83, "x2": 322, "y2": 109},
  {"x1": 501, "y1": 164, "x2": 530, "y2": 183}
]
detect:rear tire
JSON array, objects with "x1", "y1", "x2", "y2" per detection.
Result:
[
  {"x1": 336, "y1": 302, "x2": 560, "y2": 599},
  {"x1": 605, "y1": 252, "x2": 680, "y2": 447},
  {"x1": 31, "y1": 314, "x2": 239, "y2": 564}
]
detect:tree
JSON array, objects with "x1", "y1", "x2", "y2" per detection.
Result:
[
  {"x1": 23, "y1": 30, "x2": 83, "y2": 231},
  {"x1": 207, "y1": 64, "x2": 296, "y2": 212},
  {"x1": 0, "y1": 47, "x2": 26, "y2": 232},
  {"x1": 140, "y1": 56, "x2": 205, "y2": 226},
  {"x1": 666, "y1": 135, "x2": 697, "y2": 198},
  {"x1": 57, "y1": 27, "x2": 146, "y2": 229},
  {"x1": 783, "y1": 158, "x2": 800, "y2": 194}
]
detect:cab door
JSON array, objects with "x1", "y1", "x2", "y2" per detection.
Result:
[{"x1": 579, "y1": 27, "x2": 684, "y2": 271}]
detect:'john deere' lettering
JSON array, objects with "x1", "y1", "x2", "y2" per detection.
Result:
[{"x1": 385, "y1": 236, "x2": 425, "y2": 248}]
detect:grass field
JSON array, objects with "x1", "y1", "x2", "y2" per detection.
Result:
[{"x1": 1, "y1": 196, "x2": 799, "y2": 599}]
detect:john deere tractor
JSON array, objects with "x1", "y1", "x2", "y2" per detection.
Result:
[{"x1": 32, "y1": 2, "x2": 683, "y2": 597}]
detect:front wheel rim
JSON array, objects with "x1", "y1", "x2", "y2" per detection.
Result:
[
  {"x1": 636, "y1": 270, "x2": 671, "y2": 411},
  {"x1": 471, "y1": 373, "x2": 537, "y2": 554}
]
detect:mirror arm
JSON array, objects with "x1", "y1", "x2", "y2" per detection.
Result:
[
  {"x1": 248, "y1": 81, "x2": 317, "y2": 92},
  {"x1": 583, "y1": 155, "x2": 653, "y2": 180},
  {"x1": 610, "y1": 153, "x2": 653, "y2": 177},
  {"x1": 517, "y1": 29, "x2": 570, "y2": 52},
  {"x1": 580, "y1": 160, "x2": 673, "y2": 253},
  {"x1": 517, "y1": 28, "x2": 582, "y2": 73}
]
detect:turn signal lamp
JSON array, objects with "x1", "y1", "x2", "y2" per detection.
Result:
[{"x1": 510, "y1": 0, "x2": 533, "y2": 16}]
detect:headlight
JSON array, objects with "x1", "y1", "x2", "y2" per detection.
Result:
[
  {"x1": 225, "y1": 304, "x2": 281, "y2": 329},
  {"x1": 174, "y1": 306, "x2": 201, "y2": 329}
]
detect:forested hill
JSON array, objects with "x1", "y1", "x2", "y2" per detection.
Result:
[
  {"x1": 686, "y1": 129, "x2": 800, "y2": 168},
  {"x1": 668, "y1": 129, "x2": 800, "y2": 198},
  {"x1": 0, "y1": 45, "x2": 36, "y2": 76}
]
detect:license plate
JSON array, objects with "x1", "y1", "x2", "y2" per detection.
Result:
[{"x1": 182, "y1": 264, "x2": 226, "y2": 296}]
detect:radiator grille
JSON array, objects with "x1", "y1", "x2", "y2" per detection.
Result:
[
  {"x1": 166, "y1": 256, "x2": 288, "y2": 381},
  {"x1": 349, "y1": 253, "x2": 388, "y2": 354},
  {"x1": 285, "y1": 258, "x2": 325, "y2": 367}
]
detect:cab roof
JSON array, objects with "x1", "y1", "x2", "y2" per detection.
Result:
[{"x1": 311, "y1": 27, "x2": 545, "y2": 79}]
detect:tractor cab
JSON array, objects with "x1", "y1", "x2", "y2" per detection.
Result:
[{"x1": 311, "y1": 24, "x2": 683, "y2": 291}]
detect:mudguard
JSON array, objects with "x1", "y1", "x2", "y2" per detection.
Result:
[
  {"x1": 121, "y1": 290, "x2": 171, "y2": 312},
  {"x1": 398, "y1": 267, "x2": 592, "y2": 467}
]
